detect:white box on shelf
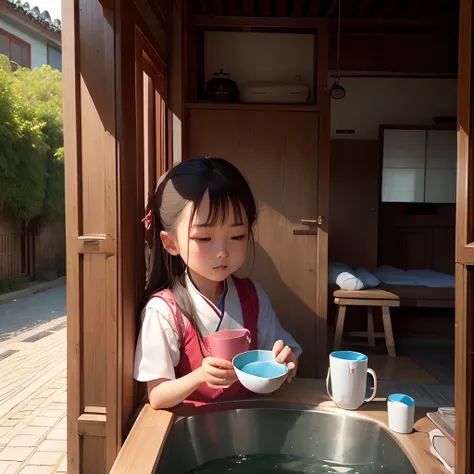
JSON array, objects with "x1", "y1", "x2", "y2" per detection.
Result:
[{"x1": 239, "y1": 81, "x2": 310, "y2": 104}]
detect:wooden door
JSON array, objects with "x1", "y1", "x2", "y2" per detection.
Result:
[
  {"x1": 456, "y1": 0, "x2": 474, "y2": 471},
  {"x1": 329, "y1": 140, "x2": 380, "y2": 270},
  {"x1": 189, "y1": 109, "x2": 323, "y2": 377}
]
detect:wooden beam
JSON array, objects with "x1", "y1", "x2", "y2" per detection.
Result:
[
  {"x1": 425, "y1": 0, "x2": 448, "y2": 18},
  {"x1": 326, "y1": 0, "x2": 338, "y2": 17},
  {"x1": 199, "y1": 0, "x2": 208, "y2": 15},
  {"x1": 379, "y1": 0, "x2": 400, "y2": 18},
  {"x1": 133, "y1": 0, "x2": 167, "y2": 54},
  {"x1": 192, "y1": 15, "x2": 451, "y2": 29},
  {"x1": 258, "y1": 0, "x2": 272, "y2": 16},
  {"x1": 291, "y1": 0, "x2": 306, "y2": 17},
  {"x1": 274, "y1": 0, "x2": 288, "y2": 17},
  {"x1": 315, "y1": 22, "x2": 330, "y2": 378},
  {"x1": 211, "y1": 0, "x2": 225, "y2": 16},
  {"x1": 457, "y1": 0, "x2": 474, "y2": 264},
  {"x1": 192, "y1": 15, "x2": 328, "y2": 28},
  {"x1": 305, "y1": 0, "x2": 323, "y2": 17},
  {"x1": 403, "y1": 0, "x2": 426, "y2": 18},
  {"x1": 227, "y1": 0, "x2": 241, "y2": 16},
  {"x1": 356, "y1": 0, "x2": 375, "y2": 18},
  {"x1": 240, "y1": 0, "x2": 254, "y2": 16}
]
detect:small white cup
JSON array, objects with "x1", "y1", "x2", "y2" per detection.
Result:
[{"x1": 387, "y1": 393, "x2": 415, "y2": 434}]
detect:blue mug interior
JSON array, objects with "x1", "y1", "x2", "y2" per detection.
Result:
[
  {"x1": 233, "y1": 350, "x2": 288, "y2": 379},
  {"x1": 388, "y1": 393, "x2": 415, "y2": 406},
  {"x1": 331, "y1": 351, "x2": 368, "y2": 362}
]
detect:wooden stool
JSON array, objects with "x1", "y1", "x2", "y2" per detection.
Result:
[{"x1": 333, "y1": 289, "x2": 400, "y2": 357}]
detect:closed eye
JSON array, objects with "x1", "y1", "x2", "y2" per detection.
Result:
[
  {"x1": 231, "y1": 234, "x2": 247, "y2": 241},
  {"x1": 191, "y1": 237, "x2": 211, "y2": 242}
]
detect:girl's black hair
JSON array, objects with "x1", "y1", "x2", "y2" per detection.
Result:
[{"x1": 144, "y1": 157, "x2": 257, "y2": 346}]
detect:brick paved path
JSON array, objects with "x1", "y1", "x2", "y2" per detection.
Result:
[{"x1": 0, "y1": 290, "x2": 67, "y2": 474}]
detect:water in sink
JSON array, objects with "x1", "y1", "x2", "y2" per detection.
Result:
[{"x1": 186, "y1": 453, "x2": 383, "y2": 473}]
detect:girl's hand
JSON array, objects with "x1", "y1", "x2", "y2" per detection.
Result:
[
  {"x1": 272, "y1": 340, "x2": 298, "y2": 383},
  {"x1": 201, "y1": 357, "x2": 238, "y2": 389}
]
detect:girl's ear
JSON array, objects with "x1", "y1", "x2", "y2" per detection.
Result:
[{"x1": 160, "y1": 231, "x2": 179, "y2": 256}]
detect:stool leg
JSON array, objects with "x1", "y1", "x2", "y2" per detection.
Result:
[
  {"x1": 382, "y1": 306, "x2": 396, "y2": 357},
  {"x1": 367, "y1": 307, "x2": 376, "y2": 347},
  {"x1": 334, "y1": 305, "x2": 346, "y2": 350}
]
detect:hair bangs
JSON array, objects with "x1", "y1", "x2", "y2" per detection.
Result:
[{"x1": 192, "y1": 183, "x2": 247, "y2": 229}]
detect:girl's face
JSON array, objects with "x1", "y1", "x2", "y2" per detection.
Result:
[{"x1": 160, "y1": 192, "x2": 250, "y2": 284}]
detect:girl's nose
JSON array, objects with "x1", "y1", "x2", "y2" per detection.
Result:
[{"x1": 217, "y1": 248, "x2": 229, "y2": 259}]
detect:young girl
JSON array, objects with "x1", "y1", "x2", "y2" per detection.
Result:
[{"x1": 134, "y1": 157, "x2": 302, "y2": 409}]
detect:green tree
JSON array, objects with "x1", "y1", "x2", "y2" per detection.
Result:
[{"x1": 0, "y1": 55, "x2": 64, "y2": 223}]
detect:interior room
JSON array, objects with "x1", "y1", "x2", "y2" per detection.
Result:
[
  {"x1": 185, "y1": 1, "x2": 458, "y2": 399},
  {"x1": 328, "y1": 75, "x2": 457, "y2": 391}
]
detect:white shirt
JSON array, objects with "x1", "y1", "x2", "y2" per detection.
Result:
[{"x1": 134, "y1": 276, "x2": 302, "y2": 382}]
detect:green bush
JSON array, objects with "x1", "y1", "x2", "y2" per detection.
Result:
[
  {"x1": 0, "y1": 274, "x2": 32, "y2": 295},
  {"x1": 0, "y1": 55, "x2": 64, "y2": 223}
]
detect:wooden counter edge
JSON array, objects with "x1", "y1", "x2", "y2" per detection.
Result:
[{"x1": 110, "y1": 404, "x2": 175, "y2": 474}]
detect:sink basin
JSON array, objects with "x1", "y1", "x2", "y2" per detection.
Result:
[{"x1": 155, "y1": 403, "x2": 416, "y2": 473}]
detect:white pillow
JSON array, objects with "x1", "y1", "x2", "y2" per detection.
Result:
[
  {"x1": 328, "y1": 261, "x2": 353, "y2": 284},
  {"x1": 336, "y1": 271, "x2": 364, "y2": 291}
]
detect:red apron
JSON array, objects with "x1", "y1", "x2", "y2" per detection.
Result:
[{"x1": 151, "y1": 276, "x2": 258, "y2": 405}]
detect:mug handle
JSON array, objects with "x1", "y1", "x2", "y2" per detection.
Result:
[
  {"x1": 244, "y1": 328, "x2": 251, "y2": 344},
  {"x1": 364, "y1": 368, "x2": 377, "y2": 402},
  {"x1": 326, "y1": 367, "x2": 335, "y2": 402}
]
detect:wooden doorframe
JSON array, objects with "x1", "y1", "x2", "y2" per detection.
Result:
[
  {"x1": 316, "y1": 23, "x2": 330, "y2": 376},
  {"x1": 63, "y1": 0, "x2": 173, "y2": 471},
  {"x1": 456, "y1": 0, "x2": 474, "y2": 471}
]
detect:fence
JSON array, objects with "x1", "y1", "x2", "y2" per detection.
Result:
[
  {"x1": 35, "y1": 220, "x2": 66, "y2": 276},
  {"x1": 0, "y1": 219, "x2": 66, "y2": 279},
  {"x1": 0, "y1": 232, "x2": 22, "y2": 278}
]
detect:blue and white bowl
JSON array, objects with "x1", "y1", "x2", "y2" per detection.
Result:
[{"x1": 232, "y1": 350, "x2": 289, "y2": 394}]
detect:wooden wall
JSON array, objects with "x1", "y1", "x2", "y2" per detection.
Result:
[
  {"x1": 378, "y1": 203, "x2": 456, "y2": 274},
  {"x1": 330, "y1": 31, "x2": 458, "y2": 75}
]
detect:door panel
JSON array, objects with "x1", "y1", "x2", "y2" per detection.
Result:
[
  {"x1": 455, "y1": 0, "x2": 474, "y2": 471},
  {"x1": 330, "y1": 140, "x2": 380, "y2": 270},
  {"x1": 189, "y1": 109, "x2": 320, "y2": 377}
]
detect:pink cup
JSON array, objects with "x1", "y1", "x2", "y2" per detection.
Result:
[{"x1": 206, "y1": 329, "x2": 251, "y2": 361}]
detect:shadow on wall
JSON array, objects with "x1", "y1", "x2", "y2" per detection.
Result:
[{"x1": 238, "y1": 241, "x2": 326, "y2": 379}]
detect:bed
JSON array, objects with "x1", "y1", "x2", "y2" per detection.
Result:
[
  {"x1": 376, "y1": 266, "x2": 455, "y2": 308},
  {"x1": 328, "y1": 264, "x2": 455, "y2": 308}
]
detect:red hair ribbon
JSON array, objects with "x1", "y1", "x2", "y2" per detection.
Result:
[{"x1": 142, "y1": 192, "x2": 155, "y2": 250}]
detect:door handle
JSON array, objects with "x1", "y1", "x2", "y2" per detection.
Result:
[
  {"x1": 301, "y1": 217, "x2": 324, "y2": 226},
  {"x1": 294, "y1": 216, "x2": 323, "y2": 235}
]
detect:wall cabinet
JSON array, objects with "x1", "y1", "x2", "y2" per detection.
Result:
[{"x1": 381, "y1": 128, "x2": 457, "y2": 203}]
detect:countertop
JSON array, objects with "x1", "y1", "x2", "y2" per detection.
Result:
[{"x1": 110, "y1": 378, "x2": 451, "y2": 474}]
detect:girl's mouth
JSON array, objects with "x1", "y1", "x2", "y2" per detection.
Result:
[{"x1": 213, "y1": 265, "x2": 228, "y2": 271}]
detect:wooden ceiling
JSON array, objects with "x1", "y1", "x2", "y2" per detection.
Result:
[{"x1": 192, "y1": 0, "x2": 459, "y2": 23}]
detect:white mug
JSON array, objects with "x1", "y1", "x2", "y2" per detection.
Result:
[{"x1": 326, "y1": 351, "x2": 377, "y2": 410}]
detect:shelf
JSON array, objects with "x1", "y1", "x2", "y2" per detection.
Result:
[{"x1": 186, "y1": 102, "x2": 321, "y2": 112}]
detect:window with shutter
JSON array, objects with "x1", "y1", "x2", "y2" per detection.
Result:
[{"x1": 0, "y1": 29, "x2": 31, "y2": 68}]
